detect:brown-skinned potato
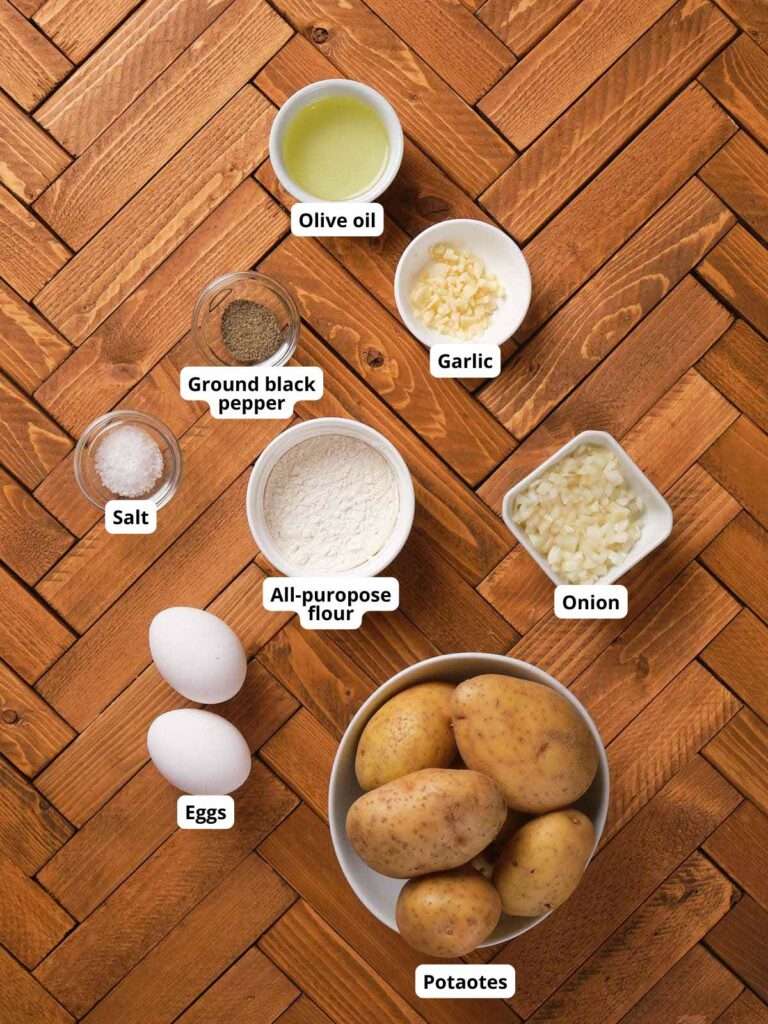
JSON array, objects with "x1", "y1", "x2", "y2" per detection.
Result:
[
  {"x1": 452, "y1": 674, "x2": 598, "y2": 812},
  {"x1": 346, "y1": 768, "x2": 506, "y2": 878},
  {"x1": 396, "y1": 866, "x2": 502, "y2": 956}
]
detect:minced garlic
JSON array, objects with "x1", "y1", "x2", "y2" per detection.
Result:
[{"x1": 411, "y1": 243, "x2": 504, "y2": 340}]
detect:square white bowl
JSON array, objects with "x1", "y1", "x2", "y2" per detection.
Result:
[{"x1": 502, "y1": 430, "x2": 673, "y2": 586}]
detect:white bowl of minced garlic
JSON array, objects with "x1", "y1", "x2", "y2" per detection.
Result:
[{"x1": 394, "y1": 218, "x2": 531, "y2": 348}]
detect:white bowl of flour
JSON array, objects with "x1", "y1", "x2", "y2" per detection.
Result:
[{"x1": 247, "y1": 418, "x2": 415, "y2": 577}]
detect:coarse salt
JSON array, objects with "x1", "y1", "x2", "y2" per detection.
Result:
[{"x1": 95, "y1": 425, "x2": 164, "y2": 498}]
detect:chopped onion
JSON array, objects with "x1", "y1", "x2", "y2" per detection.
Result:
[{"x1": 513, "y1": 444, "x2": 643, "y2": 584}]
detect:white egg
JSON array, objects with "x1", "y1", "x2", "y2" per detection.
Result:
[
  {"x1": 147, "y1": 709, "x2": 251, "y2": 794},
  {"x1": 149, "y1": 607, "x2": 246, "y2": 703}
]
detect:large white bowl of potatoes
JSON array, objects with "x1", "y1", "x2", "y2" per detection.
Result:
[{"x1": 328, "y1": 652, "x2": 608, "y2": 957}]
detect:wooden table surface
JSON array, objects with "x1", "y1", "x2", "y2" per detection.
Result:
[{"x1": 2, "y1": 0, "x2": 768, "y2": 1021}]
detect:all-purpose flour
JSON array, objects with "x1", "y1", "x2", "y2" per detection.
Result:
[{"x1": 263, "y1": 433, "x2": 400, "y2": 572}]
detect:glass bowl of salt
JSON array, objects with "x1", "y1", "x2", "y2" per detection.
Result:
[
  {"x1": 74, "y1": 410, "x2": 183, "y2": 510},
  {"x1": 192, "y1": 271, "x2": 300, "y2": 367}
]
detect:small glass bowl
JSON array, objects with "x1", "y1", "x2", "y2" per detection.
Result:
[
  {"x1": 192, "y1": 271, "x2": 300, "y2": 367},
  {"x1": 74, "y1": 410, "x2": 183, "y2": 510}
]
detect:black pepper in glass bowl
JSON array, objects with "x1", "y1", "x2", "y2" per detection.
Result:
[{"x1": 192, "y1": 271, "x2": 300, "y2": 367}]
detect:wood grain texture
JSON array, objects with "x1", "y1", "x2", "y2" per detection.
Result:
[{"x1": 4, "y1": 5, "x2": 768, "y2": 1023}]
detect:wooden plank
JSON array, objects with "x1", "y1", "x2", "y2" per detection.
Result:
[
  {"x1": 715, "y1": 992, "x2": 768, "y2": 1024},
  {"x1": 0, "y1": 281, "x2": 70, "y2": 393},
  {"x1": 0, "y1": 567, "x2": 73, "y2": 683},
  {"x1": 175, "y1": 947, "x2": 298, "y2": 1024},
  {"x1": 36, "y1": 86, "x2": 275, "y2": 343},
  {"x1": 702, "y1": 610, "x2": 768, "y2": 725},
  {"x1": 260, "y1": 901, "x2": 433, "y2": 1024},
  {"x1": 0, "y1": 373, "x2": 72, "y2": 488},
  {"x1": 0, "y1": 0, "x2": 72, "y2": 110},
  {"x1": 277, "y1": 997, "x2": 334, "y2": 1024},
  {"x1": 259, "y1": 623, "x2": 375, "y2": 739},
  {"x1": 292, "y1": 328, "x2": 512, "y2": 583},
  {"x1": 510, "y1": 465, "x2": 740, "y2": 686},
  {"x1": 603, "y1": 661, "x2": 740, "y2": 844},
  {"x1": 34, "y1": 179, "x2": 287, "y2": 435},
  {"x1": 38, "y1": 656, "x2": 293, "y2": 916},
  {"x1": 478, "y1": 0, "x2": 678, "y2": 148},
  {"x1": 493, "y1": 756, "x2": 739, "y2": 1016},
  {"x1": 698, "y1": 225, "x2": 768, "y2": 339},
  {"x1": 482, "y1": 0, "x2": 735, "y2": 241},
  {"x1": 35, "y1": 472, "x2": 258, "y2": 729},
  {"x1": 700, "y1": 34, "x2": 768, "y2": 147},
  {"x1": 36, "y1": 595, "x2": 293, "y2": 827},
  {"x1": 572, "y1": 562, "x2": 739, "y2": 744},
  {"x1": 0, "y1": 945, "x2": 73, "y2": 1024},
  {"x1": 707, "y1": 897, "x2": 768, "y2": 1003},
  {"x1": 701, "y1": 132, "x2": 768, "y2": 244},
  {"x1": 269, "y1": 0, "x2": 514, "y2": 195},
  {"x1": 526, "y1": 853, "x2": 736, "y2": 1024},
  {"x1": 515, "y1": 83, "x2": 734, "y2": 340},
  {"x1": 479, "y1": 179, "x2": 733, "y2": 436},
  {"x1": 38, "y1": 417, "x2": 286, "y2": 633},
  {"x1": 326, "y1": 608, "x2": 438, "y2": 684},
  {"x1": 261, "y1": 709, "x2": 337, "y2": 820},
  {"x1": 619, "y1": 945, "x2": 743, "y2": 1024},
  {"x1": 478, "y1": 0, "x2": 581, "y2": 55},
  {"x1": 33, "y1": 0, "x2": 234, "y2": 153},
  {"x1": 620, "y1": 368, "x2": 739, "y2": 492},
  {"x1": 79, "y1": 854, "x2": 294, "y2": 1024},
  {"x1": 0, "y1": 92, "x2": 69, "y2": 204},
  {"x1": 0, "y1": 466, "x2": 72, "y2": 584},
  {"x1": 713, "y1": 0, "x2": 768, "y2": 52},
  {"x1": 0, "y1": 185, "x2": 69, "y2": 301},
  {"x1": 702, "y1": 512, "x2": 768, "y2": 623},
  {"x1": 34, "y1": 0, "x2": 291, "y2": 249},
  {"x1": 260, "y1": 804, "x2": 520, "y2": 1024},
  {"x1": 0, "y1": 659, "x2": 74, "y2": 776},
  {"x1": 34, "y1": 334, "x2": 202, "y2": 537},
  {"x1": 698, "y1": 321, "x2": 768, "y2": 433},
  {"x1": 34, "y1": 763, "x2": 296, "y2": 1018},
  {"x1": 260, "y1": 236, "x2": 514, "y2": 486},
  {"x1": 705, "y1": 709, "x2": 768, "y2": 816},
  {"x1": 362, "y1": 0, "x2": 514, "y2": 102},
  {"x1": 0, "y1": 755, "x2": 72, "y2": 874},
  {"x1": 706, "y1": 801, "x2": 768, "y2": 911},
  {"x1": 480, "y1": 276, "x2": 732, "y2": 510},
  {"x1": 701, "y1": 417, "x2": 768, "y2": 530},
  {"x1": 33, "y1": 0, "x2": 142, "y2": 63},
  {"x1": 478, "y1": 544, "x2": 552, "y2": 634},
  {"x1": 0, "y1": 853, "x2": 73, "y2": 967}
]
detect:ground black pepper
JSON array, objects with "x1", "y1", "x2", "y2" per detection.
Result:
[{"x1": 220, "y1": 299, "x2": 284, "y2": 363}]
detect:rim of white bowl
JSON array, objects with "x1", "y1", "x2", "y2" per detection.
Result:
[
  {"x1": 394, "y1": 218, "x2": 532, "y2": 348},
  {"x1": 328, "y1": 652, "x2": 610, "y2": 946},
  {"x1": 246, "y1": 417, "x2": 415, "y2": 578},
  {"x1": 269, "y1": 79, "x2": 404, "y2": 204}
]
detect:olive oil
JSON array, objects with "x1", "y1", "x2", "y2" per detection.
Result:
[{"x1": 282, "y1": 94, "x2": 390, "y2": 201}]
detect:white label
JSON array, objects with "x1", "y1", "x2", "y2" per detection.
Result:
[
  {"x1": 291, "y1": 202, "x2": 384, "y2": 237},
  {"x1": 105, "y1": 499, "x2": 156, "y2": 534},
  {"x1": 555, "y1": 584, "x2": 628, "y2": 619},
  {"x1": 263, "y1": 577, "x2": 399, "y2": 629},
  {"x1": 430, "y1": 344, "x2": 501, "y2": 378},
  {"x1": 415, "y1": 965, "x2": 515, "y2": 999},
  {"x1": 177, "y1": 795, "x2": 235, "y2": 829},
  {"x1": 180, "y1": 366, "x2": 322, "y2": 419}
]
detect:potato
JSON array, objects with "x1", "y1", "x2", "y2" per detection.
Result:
[
  {"x1": 396, "y1": 866, "x2": 502, "y2": 957},
  {"x1": 346, "y1": 768, "x2": 506, "y2": 878},
  {"x1": 493, "y1": 809, "x2": 594, "y2": 916},
  {"x1": 355, "y1": 682, "x2": 456, "y2": 790},
  {"x1": 452, "y1": 674, "x2": 598, "y2": 813}
]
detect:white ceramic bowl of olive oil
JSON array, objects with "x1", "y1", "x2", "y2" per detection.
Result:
[{"x1": 270, "y1": 79, "x2": 403, "y2": 204}]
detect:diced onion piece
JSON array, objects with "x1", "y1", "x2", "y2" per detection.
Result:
[{"x1": 512, "y1": 444, "x2": 644, "y2": 584}]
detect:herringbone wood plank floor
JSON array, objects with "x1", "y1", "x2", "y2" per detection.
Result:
[{"x1": 2, "y1": 0, "x2": 768, "y2": 1021}]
